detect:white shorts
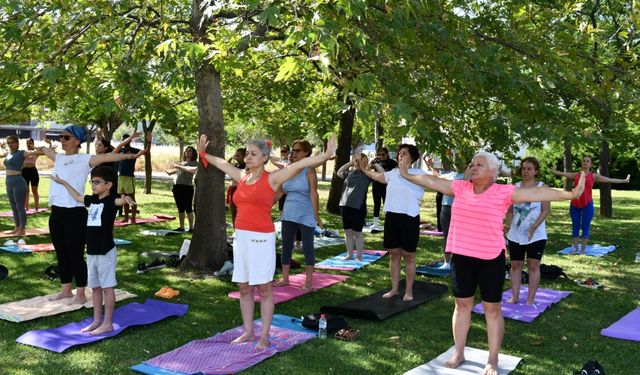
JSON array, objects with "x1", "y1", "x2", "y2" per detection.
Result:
[
  {"x1": 87, "y1": 248, "x2": 117, "y2": 289},
  {"x1": 232, "y1": 229, "x2": 276, "y2": 286}
]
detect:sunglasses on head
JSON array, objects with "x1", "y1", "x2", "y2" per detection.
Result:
[{"x1": 59, "y1": 135, "x2": 73, "y2": 141}]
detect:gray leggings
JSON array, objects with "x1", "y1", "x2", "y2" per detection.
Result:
[
  {"x1": 281, "y1": 220, "x2": 315, "y2": 266},
  {"x1": 6, "y1": 175, "x2": 27, "y2": 228}
]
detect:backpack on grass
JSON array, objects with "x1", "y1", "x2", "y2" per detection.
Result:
[
  {"x1": 574, "y1": 359, "x2": 605, "y2": 375},
  {"x1": 540, "y1": 264, "x2": 567, "y2": 280}
]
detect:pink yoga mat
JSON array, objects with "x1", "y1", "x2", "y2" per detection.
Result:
[
  {"x1": 228, "y1": 273, "x2": 350, "y2": 304},
  {"x1": 0, "y1": 228, "x2": 49, "y2": 238},
  {"x1": 0, "y1": 208, "x2": 48, "y2": 217},
  {"x1": 113, "y1": 214, "x2": 175, "y2": 227}
]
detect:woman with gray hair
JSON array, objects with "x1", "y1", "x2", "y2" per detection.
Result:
[
  {"x1": 197, "y1": 134, "x2": 336, "y2": 350},
  {"x1": 398, "y1": 151, "x2": 585, "y2": 375}
]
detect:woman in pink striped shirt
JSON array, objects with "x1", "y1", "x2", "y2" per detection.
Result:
[{"x1": 399, "y1": 152, "x2": 585, "y2": 375}]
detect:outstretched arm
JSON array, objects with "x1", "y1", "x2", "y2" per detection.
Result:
[
  {"x1": 397, "y1": 157, "x2": 454, "y2": 195},
  {"x1": 172, "y1": 163, "x2": 197, "y2": 174},
  {"x1": 40, "y1": 146, "x2": 57, "y2": 161},
  {"x1": 550, "y1": 165, "x2": 578, "y2": 179},
  {"x1": 595, "y1": 173, "x2": 631, "y2": 184},
  {"x1": 269, "y1": 134, "x2": 337, "y2": 189},
  {"x1": 512, "y1": 172, "x2": 586, "y2": 203},
  {"x1": 115, "y1": 195, "x2": 136, "y2": 207},
  {"x1": 49, "y1": 175, "x2": 83, "y2": 203},
  {"x1": 113, "y1": 132, "x2": 142, "y2": 154},
  {"x1": 196, "y1": 134, "x2": 242, "y2": 182},
  {"x1": 361, "y1": 158, "x2": 386, "y2": 183},
  {"x1": 89, "y1": 148, "x2": 145, "y2": 168}
]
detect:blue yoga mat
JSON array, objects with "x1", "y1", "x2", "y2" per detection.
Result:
[
  {"x1": 557, "y1": 244, "x2": 616, "y2": 257},
  {"x1": 0, "y1": 245, "x2": 32, "y2": 254},
  {"x1": 16, "y1": 299, "x2": 188, "y2": 352},
  {"x1": 417, "y1": 261, "x2": 451, "y2": 277}
]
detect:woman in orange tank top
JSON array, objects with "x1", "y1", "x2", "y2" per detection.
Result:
[{"x1": 197, "y1": 134, "x2": 336, "y2": 350}]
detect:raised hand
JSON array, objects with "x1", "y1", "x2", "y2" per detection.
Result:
[
  {"x1": 571, "y1": 172, "x2": 586, "y2": 199},
  {"x1": 196, "y1": 134, "x2": 209, "y2": 154},
  {"x1": 324, "y1": 134, "x2": 337, "y2": 158}
]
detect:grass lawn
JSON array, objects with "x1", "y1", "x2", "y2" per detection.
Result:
[{"x1": 0, "y1": 177, "x2": 638, "y2": 374}]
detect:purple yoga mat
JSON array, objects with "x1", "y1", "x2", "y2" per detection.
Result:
[
  {"x1": 16, "y1": 299, "x2": 188, "y2": 352},
  {"x1": 144, "y1": 321, "x2": 315, "y2": 374},
  {"x1": 472, "y1": 288, "x2": 571, "y2": 323},
  {"x1": 600, "y1": 307, "x2": 640, "y2": 341},
  {"x1": 228, "y1": 272, "x2": 349, "y2": 304}
]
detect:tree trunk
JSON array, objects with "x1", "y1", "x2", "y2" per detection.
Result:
[
  {"x1": 563, "y1": 138, "x2": 573, "y2": 191},
  {"x1": 599, "y1": 139, "x2": 612, "y2": 217},
  {"x1": 141, "y1": 118, "x2": 156, "y2": 194},
  {"x1": 374, "y1": 112, "x2": 384, "y2": 151},
  {"x1": 326, "y1": 97, "x2": 355, "y2": 214},
  {"x1": 182, "y1": 0, "x2": 228, "y2": 271}
]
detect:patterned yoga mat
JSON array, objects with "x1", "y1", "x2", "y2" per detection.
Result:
[{"x1": 132, "y1": 314, "x2": 316, "y2": 375}]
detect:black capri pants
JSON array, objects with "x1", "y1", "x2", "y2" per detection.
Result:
[
  {"x1": 172, "y1": 184, "x2": 194, "y2": 213},
  {"x1": 50, "y1": 206, "x2": 88, "y2": 287},
  {"x1": 451, "y1": 251, "x2": 505, "y2": 303}
]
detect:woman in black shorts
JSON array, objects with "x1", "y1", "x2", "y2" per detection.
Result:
[
  {"x1": 337, "y1": 153, "x2": 372, "y2": 261},
  {"x1": 22, "y1": 138, "x2": 45, "y2": 211},
  {"x1": 505, "y1": 157, "x2": 550, "y2": 305}
]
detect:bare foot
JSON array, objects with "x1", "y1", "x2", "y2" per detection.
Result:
[
  {"x1": 70, "y1": 294, "x2": 87, "y2": 305},
  {"x1": 343, "y1": 256, "x2": 353, "y2": 261},
  {"x1": 569, "y1": 247, "x2": 579, "y2": 254},
  {"x1": 80, "y1": 320, "x2": 102, "y2": 333},
  {"x1": 301, "y1": 284, "x2": 314, "y2": 291},
  {"x1": 526, "y1": 298, "x2": 535, "y2": 305},
  {"x1": 356, "y1": 257, "x2": 363, "y2": 262},
  {"x1": 256, "y1": 337, "x2": 269, "y2": 350},
  {"x1": 130, "y1": 218, "x2": 137, "y2": 224},
  {"x1": 272, "y1": 279, "x2": 289, "y2": 287},
  {"x1": 48, "y1": 291, "x2": 73, "y2": 301},
  {"x1": 483, "y1": 362, "x2": 499, "y2": 375},
  {"x1": 445, "y1": 351, "x2": 465, "y2": 368},
  {"x1": 579, "y1": 250, "x2": 586, "y2": 255},
  {"x1": 15, "y1": 230, "x2": 26, "y2": 236},
  {"x1": 121, "y1": 218, "x2": 130, "y2": 223},
  {"x1": 402, "y1": 294, "x2": 414, "y2": 302},
  {"x1": 231, "y1": 332, "x2": 255, "y2": 344},
  {"x1": 506, "y1": 297, "x2": 518, "y2": 304},
  {"x1": 382, "y1": 290, "x2": 398, "y2": 298},
  {"x1": 89, "y1": 323, "x2": 114, "y2": 336}
]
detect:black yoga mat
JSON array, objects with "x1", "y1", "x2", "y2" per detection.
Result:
[{"x1": 320, "y1": 281, "x2": 447, "y2": 321}]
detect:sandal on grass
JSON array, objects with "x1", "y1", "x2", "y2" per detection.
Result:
[{"x1": 335, "y1": 328, "x2": 360, "y2": 341}]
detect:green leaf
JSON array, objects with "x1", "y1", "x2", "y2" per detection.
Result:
[{"x1": 275, "y1": 57, "x2": 299, "y2": 82}]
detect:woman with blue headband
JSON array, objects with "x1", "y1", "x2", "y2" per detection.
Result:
[{"x1": 43, "y1": 125, "x2": 148, "y2": 305}]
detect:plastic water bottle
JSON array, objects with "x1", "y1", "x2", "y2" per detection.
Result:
[{"x1": 318, "y1": 314, "x2": 327, "y2": 339}]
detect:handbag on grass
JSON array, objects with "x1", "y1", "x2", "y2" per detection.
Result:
[{"x1": 301, "y1": 313, "x2": 348, "y2": 332}]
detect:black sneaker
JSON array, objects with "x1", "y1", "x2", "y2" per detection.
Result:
[
  {"x1": 136, "y1": 262, "x2": 147, "y2": 274},
  {"x1": 188, "y1": 228, "x2": 193, "y2": 233},
  {"x1": 146, "y1": 259, "x2": 166, "y2": 270},
  {"x1": 173, "y1": 227, "x2": 185, "y2": 232}
]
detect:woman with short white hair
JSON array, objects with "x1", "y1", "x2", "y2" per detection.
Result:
[{"x1": 398, "y1": 151, "x2": 585, "y2": 375}]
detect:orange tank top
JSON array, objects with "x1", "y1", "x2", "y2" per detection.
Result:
[{"x1": 233, "y1": 171, "x2": 276, "y2": 232}]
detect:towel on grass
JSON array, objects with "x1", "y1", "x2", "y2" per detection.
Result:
[
  {"x1": 315, "y1": 250, "x2": 387, "y2": 271},
  {"x1": 557, "y1": 244, "x2": 616, "y2": 257},
  {"x1": 0, "y1": 288, "x2": 137, "y2": 323}
]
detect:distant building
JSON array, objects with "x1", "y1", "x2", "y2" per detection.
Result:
[{"x1": 0, "y1": 120, "x2": 68, "y2": 141}]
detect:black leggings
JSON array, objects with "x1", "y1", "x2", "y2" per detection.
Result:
[
  {"x1": 435, "y1": 192, "x2": 443, "y2": 231},
  {"x1": 172, "y1": 184, "x2": 194, "y2": 213},
  {"x1": 50, "y1": 206, "x2": 88, "y2": 286},
  {"x1": 372, "y1": 182, "x2": 386, "y2": 217}
]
